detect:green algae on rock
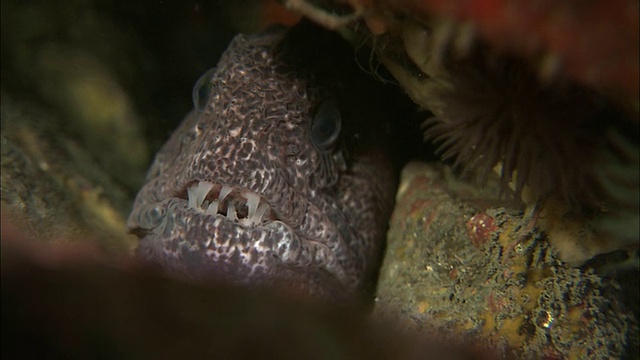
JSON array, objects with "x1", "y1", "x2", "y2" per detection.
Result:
[{"x1": 1, "y1": 92, "x2": 137, "y2": 255}]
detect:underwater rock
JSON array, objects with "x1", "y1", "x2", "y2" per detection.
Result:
[
  {"x1": 375, "y1": 162, "x2": 638, "y2": 359},
  {"x1": 1, "y1": 93, "x2": 137, "y2": 254}
]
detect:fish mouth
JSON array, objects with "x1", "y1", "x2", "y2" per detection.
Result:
[
  {"x1": 130, "y1": 178, "x2": 309, "y2": 281},
  {"x1": 129, "y1": 178, "x2": 347, "y2": 292},
  {"x1": 178, "y1": 180, "x2": 278, "y2": 228}
]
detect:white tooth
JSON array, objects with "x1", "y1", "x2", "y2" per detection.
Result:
[
  {"x1": 188, "y1": 189, "x2": 197, "y2": 209},
  {"x1": 188, "y1": 181, "x2": 214, "y2": 209},
  {"x1": 227, "y1": 202, "x2": 238, "y2": 221},
  {"x1": 219, "y1": 185, "x2": 233, "y2": 202},
  {"x1": 206, "y1": 200, "x2": 219, "y2": 215},
  {"x1": 244, "y1": 192, "x2": 260, "y2": 219},
  {"x1": 252, "y1": 202, "x2": 269, "y2": 224}
]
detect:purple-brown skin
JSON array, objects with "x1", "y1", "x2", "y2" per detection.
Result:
[{"x1": 127, "y1": 24, "x2": 398, "y2": 300}]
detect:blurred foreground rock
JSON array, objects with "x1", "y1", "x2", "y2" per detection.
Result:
[{"x1": 1, "y1": 230, "x2": 499, "y2": 360}]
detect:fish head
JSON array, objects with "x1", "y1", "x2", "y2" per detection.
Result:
[{"x1": 127, "y1": 24, "x2": 398, "y2": 299}]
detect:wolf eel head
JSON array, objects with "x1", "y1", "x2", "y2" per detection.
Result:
[{"x1": 127, "y1": 24, "x2": 397, "y2": 299}]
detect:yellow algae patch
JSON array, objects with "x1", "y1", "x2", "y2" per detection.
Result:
[{"x1": 417, "y1": 301, "x2": 429, "y2": 314}]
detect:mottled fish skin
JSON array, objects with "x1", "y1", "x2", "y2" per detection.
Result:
[{"x1": 127, "y1": 23, "x2": 398, "y2": 299}]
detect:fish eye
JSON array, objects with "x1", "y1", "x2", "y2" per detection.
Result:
[
  {"x1": 311, "y1": 98, "x2": 342, "y2": 149},
  {"x1": 192, "y1": 67, "x2": 217, "y2": 112}
]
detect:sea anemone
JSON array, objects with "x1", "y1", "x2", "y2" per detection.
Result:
[
  {"x1": 371, "y1": 18, "x2": 637, "y2": 216},
  {"x1": 421, "y1": 49, "x2": 616, "y2": 211}
]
